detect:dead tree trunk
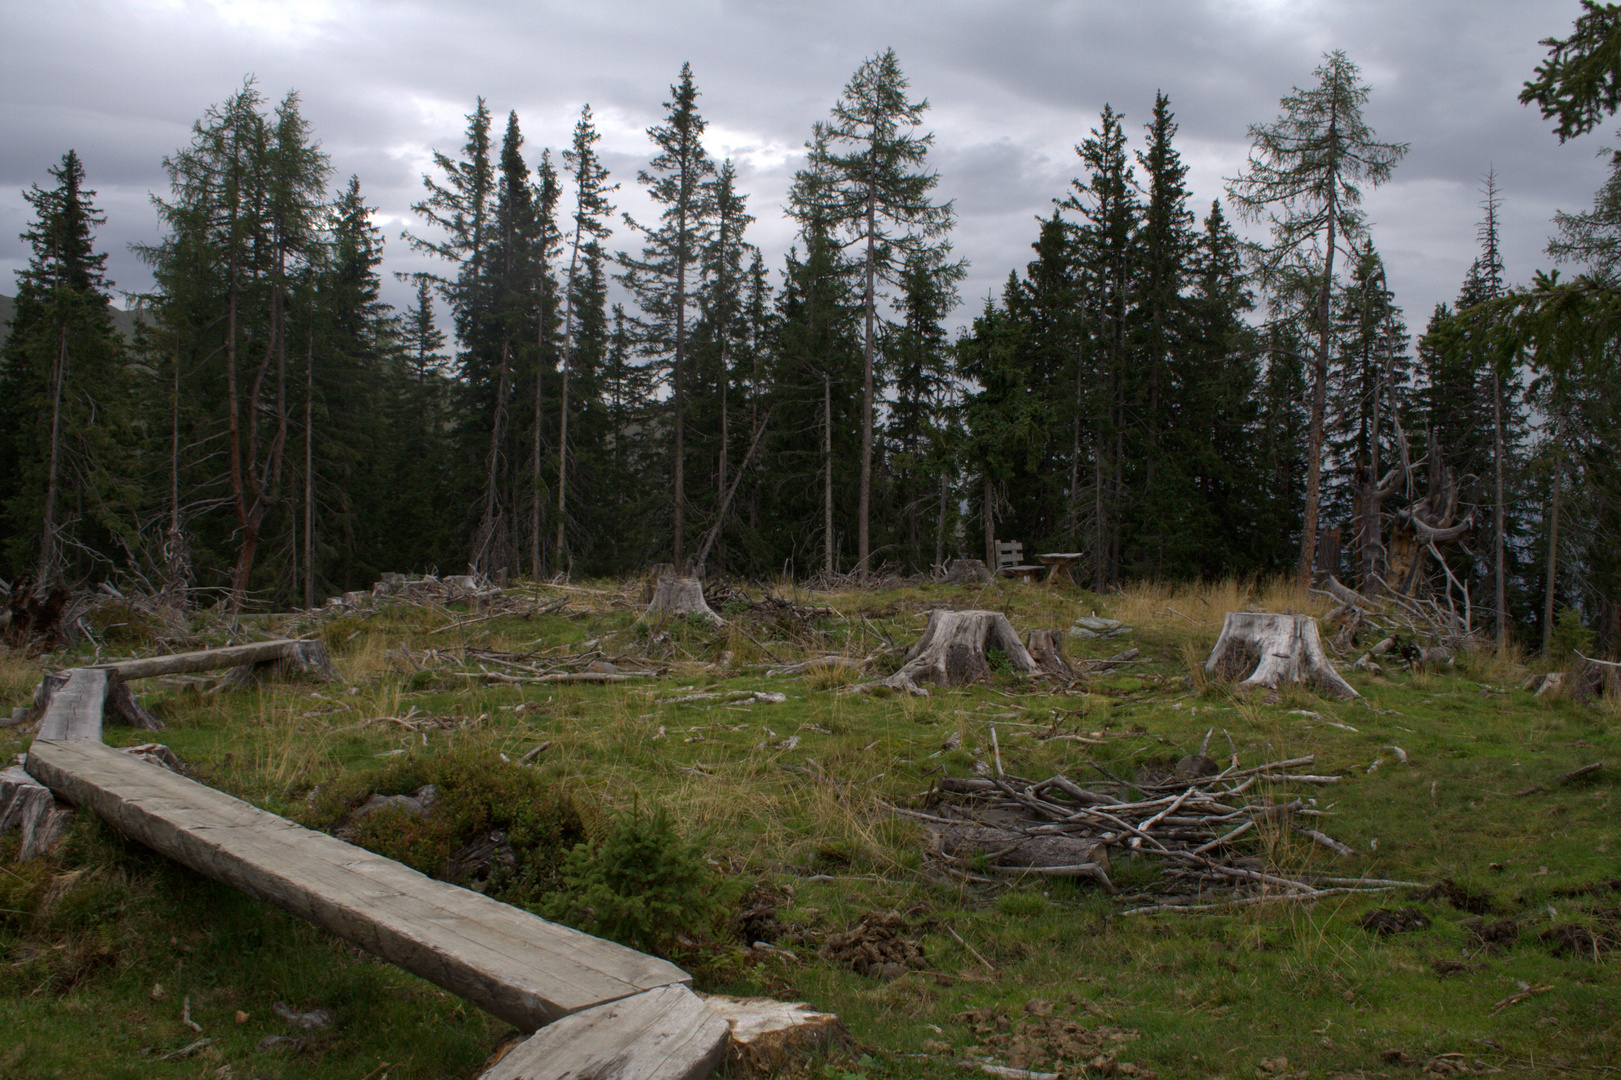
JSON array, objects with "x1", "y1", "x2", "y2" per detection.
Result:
[
  {"x1": 1205, "y1": 613, "x2": 1359, "y2": 701},
  {"x1": 875, "y1": 610, "x2": 1042, "y2": 695}
]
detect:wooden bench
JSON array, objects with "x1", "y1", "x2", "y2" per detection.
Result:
[{"x1": 994, "y1": 541, "x2": 1045, "y2": 583}]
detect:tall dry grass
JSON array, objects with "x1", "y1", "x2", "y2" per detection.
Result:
[
  {"x1": 1108, "y1": 576, "x2": 1329, "y2": 631},
  {"x1": 0, "y1": 650, "x2": 43, "y2": 710}
]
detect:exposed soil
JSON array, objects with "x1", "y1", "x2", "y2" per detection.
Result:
[
  {"x1": 1358, "y1": 907, "x2": 1431, "y2": 935},
  {"x1": 1415, "y1": 877, "x2": 1494, "y2": 914}
]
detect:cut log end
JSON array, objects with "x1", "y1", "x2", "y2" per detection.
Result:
[{"x1": 702, "y1": 994, "x2": 849, "y2": 1077}]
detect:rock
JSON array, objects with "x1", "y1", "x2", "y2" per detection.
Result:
[
  {"x1": 1068, "y1": 616, "x2": 1130, "y2": 639},
  {"x1": 942, "y1": 559, "x2": 992, "y2": 585},
  {"x1": 333, "y1": 784, "x2": 435, "y2": 840},
  {"x1": 272, "y1": 1002, "x2": 333, "y2": 1030}
]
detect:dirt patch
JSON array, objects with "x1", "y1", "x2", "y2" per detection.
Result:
[
  {"x1": 1358, "y1": 907, "x2": 1431, "y2": 935},
  {"x1": 1415, "y1": 877, "x2": 1494, "y2": 914},
  {"x1": 956, "y1": 1004, "x2": 1151, "y2": 1076},
  {"x1": 736, "y1": 882, "x2": 785, "y2": 944},
  {"x1": 1460, "y1": 916, "x2": 1520, "y2": 949},
  {"x1": 1539, "y1": 915, "x2": 1619, "y2": 958},
  {"x1": 821, "y1": 911, "x2": 927, "y2": 978}
]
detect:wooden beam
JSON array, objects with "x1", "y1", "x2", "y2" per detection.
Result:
[
  {"x1": 478, "y1": 984, "x2": 729, "y2": 1080},
  {"x1": 24, "y1": 738, "x2": 691, "y2": 1032},
  {"x1": 35, "y1": 667, "x2": 108, "y2": 741},
  {"x1": 89, "y1": 639, "x2": 335, "y2": 681}
]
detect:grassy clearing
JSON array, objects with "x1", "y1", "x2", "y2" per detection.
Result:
[{"x1": 2, "y1": 576, "x2": 1617, "y2": 1079}]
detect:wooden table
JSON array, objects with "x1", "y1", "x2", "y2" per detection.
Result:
[{"x1": 1036, "y1": 552, "x2": 1085, "y2": 585}]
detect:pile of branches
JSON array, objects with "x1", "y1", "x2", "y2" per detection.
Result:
[
  {"x1": 326, "y1": 574, "x2": 569, "y2": 629},
  {"x1": 1318, "y1": 575, "x2": 1480, "y2": 660},
  {"x1": 389, "y1": 642, "x2": 660, "y2": 686},
  {"x1": 897, "y1": 738, "x2": 1420, "y2": 915},
  {"x1": 4, "y1": 576, "x2": 195, "y2": 655}
]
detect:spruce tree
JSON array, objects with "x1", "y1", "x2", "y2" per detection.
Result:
[
  {"x1": 1226, "y1": 51, "x2": 1408, "y2": 586},
  {"x1": 556, "y1": 105, "x2": 616, "y2": 567},
  {"x1": 0, "y1": 150, "x2": 133, "y2": 585},
  {"x1": 403, "y1": 98, "x2": 498, "y2": 569},
  {"x1": 1130, "y1": 93, "x2": 1197, "y2": 576},
  {"x1": 620, "y1": 63, "x2": 714, "y2": 568},
  {"x1": 1062, "y1": 104, "x2": 1140, "y2": 587},
  {"x1": 801, "y1": 48, "x2": 960, "y2": 574}
]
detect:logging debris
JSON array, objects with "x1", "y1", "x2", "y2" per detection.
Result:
[{"x1": 896, "y1": 745, "x2": 1411, "y2": 914}]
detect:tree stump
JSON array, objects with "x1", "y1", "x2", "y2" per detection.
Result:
[
  {"x1": 875, "y1": 609, "x2": 1042, "y2": 695},
  {"x1": 0, "y1": 763, "x2": 74, "y2": 859},
  {"x1": 941, "y1": 559, "x2": 992, "y2": 585},
  {"x1": 1564, "y1": 652, "x2": 1621, "y2": 702},
  {"x1": 644, "y1": 573, "x2": 720, "y2": 624},
  {"x1": 1205, "y1": 613, "x2": 1359, "y2": 701},
  {"x1": 1025, "y1": 629, "x2": 1076, "y2": 681}
]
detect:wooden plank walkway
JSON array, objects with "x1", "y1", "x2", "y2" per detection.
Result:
[
  {"x1": 25, "y1": 738, "x2": 693, "y2": 1033},
  {"x1": 35, "y1": 667, "x2": 108, "y2": 741},
  {"x1": 480, "y1": 984, "x2": 729, "y2": 1080}
]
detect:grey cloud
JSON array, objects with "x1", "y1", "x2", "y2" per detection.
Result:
[{"x1": 0, "y1": 0, "x2": 1611, "y2": 334}]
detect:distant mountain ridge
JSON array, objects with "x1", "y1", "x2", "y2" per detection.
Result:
[{"x1": 0, "y1": 293, "x2": 146, "y2": 347}]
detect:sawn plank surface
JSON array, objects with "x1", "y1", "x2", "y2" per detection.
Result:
[{"x1": 23, "y1": 738, "x2": 690, "y2": 1032}]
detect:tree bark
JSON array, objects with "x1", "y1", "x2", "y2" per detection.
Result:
[
  {"x1": 1543, "y1": 409, "x2": 1563, "y2": 653},
  {"x1": 823, "y1": 371, "x2": 834, "y2": 576},
  {"x1": 644, "y1": 572, "x2": 719, "y2": 624},
  {"x1": 37, "y1": 328, "x2": 67, "y2": 585},
  {"x1": 1205, "y1": 612, "x2": 1358, "y2": 701},
  {"x1": 875, "y1": 609, "x2": 1043, "y2": 695},
  {"x1": 1492, "y1": 364, "x2": 1508, "y2": 653}
]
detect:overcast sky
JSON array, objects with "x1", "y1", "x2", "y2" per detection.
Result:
[{"x1": 1, "y1": 0, "x2": 1612, "y2": 343}]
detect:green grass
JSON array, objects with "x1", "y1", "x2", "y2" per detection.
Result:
[{"x1": 2, "y1": 577, "x2": 1617, "y2": 1078}]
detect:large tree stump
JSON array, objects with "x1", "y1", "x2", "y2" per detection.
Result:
[
  {"x1": 645, "y1": 573, "x2": 720, "y2": 624},
  {"x1": 1205, "y1": 613, "x2": 1359, "y2": 701},
  {"x1": 875, "y1": 609, "x2": 1042, "y2": 695}
]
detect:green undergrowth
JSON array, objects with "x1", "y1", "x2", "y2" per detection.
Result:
[{"x1": 2, "y1": 577, "x2": 1618, "y2": 1078}]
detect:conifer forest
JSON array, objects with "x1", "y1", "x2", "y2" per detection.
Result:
[{"x1": 4, "y1": 17, "x2": 1621, "y2": 658}]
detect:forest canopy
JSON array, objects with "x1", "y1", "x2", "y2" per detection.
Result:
[{"x1": 3, "y1": 22, "x2": 1620, "y2": 654}]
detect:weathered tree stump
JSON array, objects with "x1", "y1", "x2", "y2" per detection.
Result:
[
  {"x1": 940, "y1": 558, "x2": 992, "y2": 585},
  {"x1": 0, "y1": 763, "x2": 74, "y2": 859},
  {"x1": 1025, "y1": 629, "x2": 1077, "y2": 680},
  {"x1": 702, "y1": 994, "x2": 849, "y2": 1077},
  {"x1": 1563, "y1": 652, "x2": 1621, "y2": 702},
  {"x1": 645, "y1": 573, "x2": 721, "y2": 624},
  {"x1": 1205, "y1": 613, "x2": 1359, "y2": 701},
  {"x1": 873, "y1": 609, "x2": 1042, "y2": 695}
]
